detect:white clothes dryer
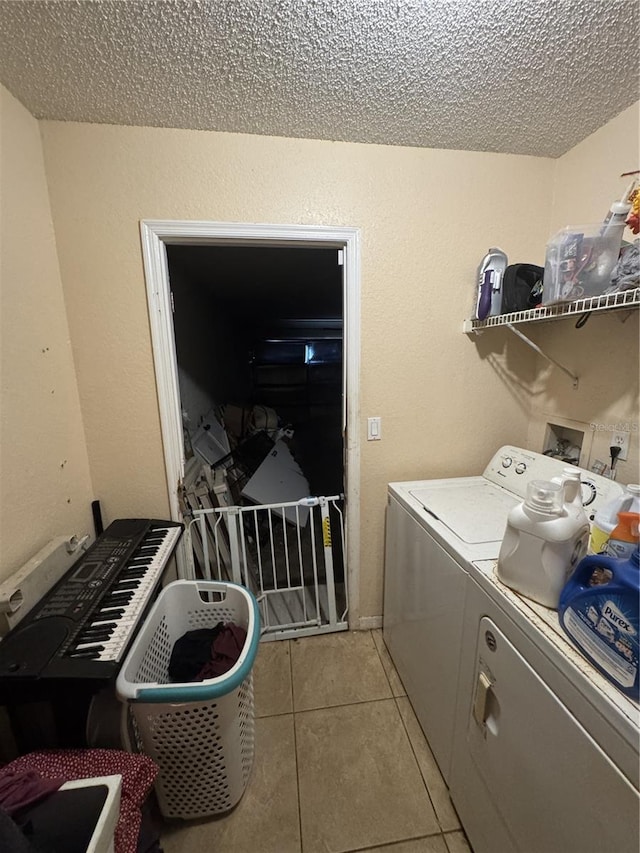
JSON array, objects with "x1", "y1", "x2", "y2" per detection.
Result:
[{"x1": 451, "y1": 560, "x2": 640, "y2": 853}]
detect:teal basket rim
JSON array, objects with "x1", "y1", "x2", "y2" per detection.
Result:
[{"x1": 126, "y1": 581, "x2": 260, "y2": 703}]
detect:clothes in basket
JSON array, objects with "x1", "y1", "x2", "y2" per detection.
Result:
[{"x1": 168, "y1": 622, "x2": 247, "y2": 682}]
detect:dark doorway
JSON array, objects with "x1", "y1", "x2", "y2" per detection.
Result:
[{"x1": 166, "y1": 244, "x2": 344, "y2": 498}]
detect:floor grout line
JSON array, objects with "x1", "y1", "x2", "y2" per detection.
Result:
[
  {"x1": 288, "y1": 639, "x2": 304, "y2": 853},
  {"x1": 257, "y1": 692, "x2": 399, "y2": 718},
  {"x1": 392, "y1": 692, "x2": 445, "y2": 834},
  {"x1": 337, "y1": 829, "x2": 448, "y2": 852},
  {"x1": 371, "y1": 628, "x2": 398, "y2": 698}
]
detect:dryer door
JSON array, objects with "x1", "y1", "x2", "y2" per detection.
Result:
[{"x1": 460, "y1": 616, "x2": 639, "y2": 853}]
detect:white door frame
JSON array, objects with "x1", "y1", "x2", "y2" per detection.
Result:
[{"x1": 139, "y1": 220, "x2": 361, "y2": 627}]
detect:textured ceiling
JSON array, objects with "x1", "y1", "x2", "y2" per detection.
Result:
[{"x1": 0, "y1": 0, "x2": 638, "y2": 158}]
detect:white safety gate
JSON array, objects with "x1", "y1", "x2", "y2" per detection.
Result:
[{"x1": 184, "y1": 495, "x2": 348, "y2": 640}]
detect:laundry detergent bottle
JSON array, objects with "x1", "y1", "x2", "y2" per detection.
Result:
[
  {"x1": 559, "y1": 547, "x2": 640, "y2": 699},
  {"x1": 590, "y1": 483, "x2": 640, "y2": 554},
  {"x1": 605, "y1": 512, "x2": 640, "y2": 559},
  {"x1": 496, "y1": 479, "x2": 590, "y2": 608}
]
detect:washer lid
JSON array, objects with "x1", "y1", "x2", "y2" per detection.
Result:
[{"x1": 409, "y1": 481, "x2": 519, "y2": 544}]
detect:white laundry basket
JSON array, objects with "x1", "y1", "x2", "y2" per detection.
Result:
[{"x1": 116, "y1": 580, "x2": 260, "y2": 820}]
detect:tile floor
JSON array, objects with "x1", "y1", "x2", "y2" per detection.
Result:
[{"x1": 159, "y1": 629, "x2": 472, "y2": 853}]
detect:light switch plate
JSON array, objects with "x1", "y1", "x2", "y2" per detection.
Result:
[{"x1": 367, "y1": 417, "x2": 381, "y2": 441}]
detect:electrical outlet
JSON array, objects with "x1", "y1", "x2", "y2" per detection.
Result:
[{"x1": 611, "y1": 430, "x2": 630, "y2": 461}]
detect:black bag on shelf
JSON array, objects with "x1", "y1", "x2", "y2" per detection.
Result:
[{"x1": 501, "y1": 264, "x2": 544, "y2": 313}]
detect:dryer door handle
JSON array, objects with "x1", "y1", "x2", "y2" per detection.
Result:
[{"x1": 473, "y1": 671, "x2": 494, "y2": 726}]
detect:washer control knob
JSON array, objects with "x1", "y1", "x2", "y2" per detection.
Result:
[
  {"x1": 515, "y1": 462, "x2": 527, "y2": 474},
  {"x1": 502, "y1": 457, "x2": 513, "y2": 468},
  {"x1": 581, "y1": 481, "x2": 598, "y2": 506}
]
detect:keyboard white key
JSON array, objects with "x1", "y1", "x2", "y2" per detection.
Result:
[{"x1": 69, "y1": 525, "x2": 182, "y2": 662}]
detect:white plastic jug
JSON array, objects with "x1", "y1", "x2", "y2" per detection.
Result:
[
  {"x1": 496, "y1": 480, "x2": 590, "y2": 608},
  {"x1": 552, "y1": 466, "x2": 590, "y2": 524},
  {"x1": 590, "y1": 483, "x2": 640, "y2": 554}
]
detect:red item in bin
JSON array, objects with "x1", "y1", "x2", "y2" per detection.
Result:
[{"x1": 2, "y1": 749, "x2": 158, "y2": 853}]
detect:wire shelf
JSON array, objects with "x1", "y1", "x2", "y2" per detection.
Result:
[{"x1": 462, "y1": 288, "x2": 640, "y2": 333}]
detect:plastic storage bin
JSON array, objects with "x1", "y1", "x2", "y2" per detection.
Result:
[
  {"x1": 543, "y1": 222, "x2": 625, "y2": 303},
  {"x1": 116, "y1": 580, "x2": 260, "y2": 820}
]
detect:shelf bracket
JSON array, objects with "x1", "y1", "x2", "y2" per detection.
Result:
[{"x1": 506, "y1": 323, "x2": 579, "y2": 389}]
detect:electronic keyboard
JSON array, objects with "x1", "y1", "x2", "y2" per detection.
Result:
[{"x1": 0, "y1": 518, "x2": 182, "y2": 685}]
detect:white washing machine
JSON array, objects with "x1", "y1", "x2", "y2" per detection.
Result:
[{"x1": 382, "y1": 445, "x2": 625, "y2": 785}]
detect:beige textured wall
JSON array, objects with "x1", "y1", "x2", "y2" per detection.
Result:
[
  {"x1": 526, "y1": 102, "x2": 640, "y2": 486},
  {"x1": 0, "y1": 86, "x2": 94, "y2": 581},
  {"x1": 39, "y1": 121, "x2": 555, "y2": 621}
]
